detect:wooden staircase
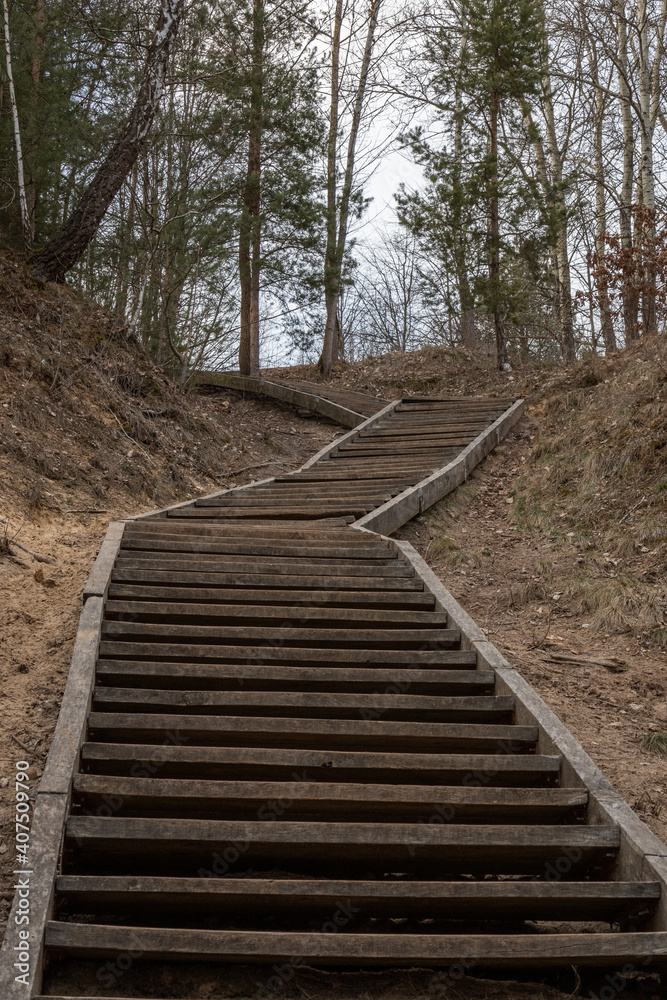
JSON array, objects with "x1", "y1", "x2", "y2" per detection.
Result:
[{"x1": 3, "y1": 391, "x2": 667, "y2": 999}]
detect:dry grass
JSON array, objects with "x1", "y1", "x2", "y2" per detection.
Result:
[{"x1": 642, "y1": 730, "x2": 667, "y2": 757}]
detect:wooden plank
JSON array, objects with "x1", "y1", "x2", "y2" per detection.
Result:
[
  {"x1": 194, "y1": 373, "x2": 367, "y2": 427},
  {"x1": 56, "y1": 876, "x2": 657, "y2": 922},
  {"x1": 164, "y1": 505, "x2": 372, "y2": 519},
  {"x1": 91, "y1": 688, "x2": 514, "y2": 722},
  {"x1": 100, "y1": 621, "x2": 462, "y2": 647},
  {"x1": 94, "y1": 660, "x2": 487, "y2": 692},
  {"x1": 120, "y1": 538, "x2": 394, "y2": 558},
  {"x1": 111, "y1": 568, "x2": 425, "y2": 591},
  {"x1": 103, "y1": 600, "x2": 449, "y2": 627},
  {"x1": 115, "y1": 555, "x2": 408, "y2": 576},
  {"x1": 70, "y1": 819, "x2": 602, "y2": 846},
  {"x1": 39, "y1": 598, "x2": 104, "y2": 795},
  {"x1": 80, "y1": 742, "x2": 561, "y2": 785},
  {"x1": 96, "y1": 643, "x2": 477, "y2": 665},
  {"x1": 0, "y1": 793, "x2": 68, "y2": 1000},
  {"x1": 106, "y1": 584, "x2": 437, "y2": 610},
  {"x1": 124, "y1": 522, "x2": 362, "y2": 539},
  {"x1": 113, "y1": 558, "x2": 415, "y2": 580},
  {"x1": 86, "y1": 712, "x2": 535, "y2": 752},
  {"x1": 82, "y1": 521, "x2": 125, "y2": 601},
  {"x1": 164, "y1": 514, "x2": 358, "y2": 526},
  {"x1": 44, "y1": 924, "x2": 667, "y2": 966},
  {"x1": 70, "y1": 776, "x2": 586, "y2": 823},
  {"x1": 116, "y1": 551, "x2": 403, "y2": 571}
]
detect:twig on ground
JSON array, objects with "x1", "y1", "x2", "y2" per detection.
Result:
[
  {"x1": 0, "y1": 519, "x2": 55, "y2": 563},
  {"x1": 619, "y1": 494, "x2": 647, "y2": 524},
  {"x1": 11, "y1": 734, "x2": 33, "y2": 754},
  {"x1": 546, "y1": 652, "x2": 627, "y2": 673},
  {"x1": 60, "y1": 509, "x2": 109, "y2": 514}
]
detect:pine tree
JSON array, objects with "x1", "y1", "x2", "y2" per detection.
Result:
[
  {"x1": 464, "y1": 0, "x2": 545, "y2": 365},
  {"x1": 400, "y1": 0, "x2": 544, "y2": 368}
]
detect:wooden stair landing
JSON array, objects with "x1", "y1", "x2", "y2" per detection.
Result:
[{"x1": 2, "y1": 391, "x2": 667, "y2": 1000}]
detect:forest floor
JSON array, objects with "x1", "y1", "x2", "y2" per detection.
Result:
[{"x1": 0, "y1": 256, "x2": 666, "y2": 998}]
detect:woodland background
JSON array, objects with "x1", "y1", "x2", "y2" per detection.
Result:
[{"x1": 2, "y1": 0, "x2": 667, "y2": 377}]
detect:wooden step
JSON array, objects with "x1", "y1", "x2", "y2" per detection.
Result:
[
  {"x1": 97, "y1": 644, "x2": 479, "y2": 666},
  {"x1": 162, "y1": 505, "x2": 371, "y2": 519},
  {"x1": 43, "y1": 923, "x2": 667, "y2": 966},
  {"x1": 100, "y1": 621, "x2": 462, "y2": 649},
  {"x1": 86, "y1": 713, "x2": 533, "y2": 752},
  {"x1": 55, "y1": 876, "x2": 657, "y2": 922},
  {"x1": 105, "y1": 598, "x2": 448, "y2": 630},
  {"x1": 91, "y1": 688, "x2": 514, "y2": 723},
  {"x1": 120, "y1": 538, "x2": 394, "y2": 558},
  {"x1": 64, "y1": 818, "x2": 618, "y2": 874},
  {"x1": 114, "y1": 555, "x2": 412, "y2": 578},
  {"x1": 111, "y1": 568, "x2": 426, "y2": 591},
  {"x1": 124, "y1": 523, "x2": 364, "y2": 540},
  {"x1": 81, "y1": 743, "x2": 561, "y2": 784},
  {"x1": 94, "y1": 660, "x2": 486, "y2": 692},
  {"x1": 71, "y1": 776, "x2": 586, "y2": 823},
  {"x1": 106, "y1": 584, "x2": 437, "y2": 610},
  {"x1": 103, "y1": 600, "x2": 449, "y2": 627}
]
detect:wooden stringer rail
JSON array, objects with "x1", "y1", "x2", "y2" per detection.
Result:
[{"x1": 3, "y1": 392, "x2": 667, "y2": 1000}]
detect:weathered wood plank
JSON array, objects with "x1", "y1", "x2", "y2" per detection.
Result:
[
  {"x1": 44, "y1": 924, "x2": 667, "y2": 966},
  {"x1": 100, "y1": 621, "x2": 461, "y2": 647},
  {"x1": 103, "y1": 600, "x2": 449, "y2": 627},
  {"x1": 120, "y1": 538, "x2": 394, "y2": 558},
  {"x1": 56, "y1": 876, "x2": 657, "y2": 923},
  {"x1": 91, "y1": 687, "x2": 514, "y2": 723},
  {"x1": 110, "y1": 568, "x2": 425, "y2": 591},
  {"x1": 86, "y1": 712, "x2": 535, "y2": 752},
  {"x1": 114, "y1": 556, "x2": 411, "y2": 578},
  {"x1": 94, "y1": 660, "x2": 486, "y2": 692},
  {"x1": 96, "y1": 642, "x2": 477, "y2": 664},
  {"x1": 106, "y1": 584, "x2": 436, "y2": 609},
  {"x1": 80, "y1": 742, "x2": 561, "y2": 784},
  {"x1": 70, "y1": 776, "x2": 585, "y2": 823}
]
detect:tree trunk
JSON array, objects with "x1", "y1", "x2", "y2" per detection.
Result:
[
  {"x1": 238, "y1": 0, "x2": 263, "y2": 376},
  {"x1": 540, "y1": 52, "x2": 575, "y2": 362},
  {"x1": 453, "y1": 40, "x2": 476, "y2": 351},
  {"x1": 614, "y1": 0, "x2": 638, "y2": 341},
  {"x1": 320, "y1": 0, "x2": 344, "y2": 377},
  {"x1": 320, "y1": 0, "x2": 382, "y2": 376},
  {"x1": 29, "y1": 0, "x2": 184, "y2": 283},
  {"x1": 489, "y1": 89, "x2": 507, "y2": 369},
  {"x1": 589, "y1": 36, "x2": 616, "y2": 353},
  {"x1": 3, "y1": 0, "x2": 33, "y2": 252},
  {"x1": 637, "y1": 0, "x2": 657, "y2": 336}
]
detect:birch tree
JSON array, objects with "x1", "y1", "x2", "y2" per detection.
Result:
[
  {"x1": 320, "y1": 0, "x2": 384, "y2": 377},
  {"x1": 2, "y1": 0, "x2": 32, "y2": 251}
]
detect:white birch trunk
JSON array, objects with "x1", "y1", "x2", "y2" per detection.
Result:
[{"x1": 3, "y1": 0, "x2": 33, "y2": 252}]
